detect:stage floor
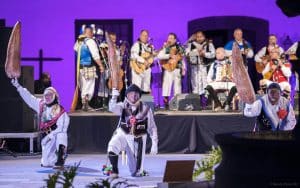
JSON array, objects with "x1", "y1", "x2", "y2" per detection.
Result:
[{"x1": 0, "y1": 153, "x2": 204, "y2": 188}]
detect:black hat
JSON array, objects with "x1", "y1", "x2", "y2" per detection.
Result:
[
  {"x1": 125, "y1": 84, "x2": 142, "y2": 97},
  {"x1": 267, "y1": 82, "x2": 281, "y2": 92}
]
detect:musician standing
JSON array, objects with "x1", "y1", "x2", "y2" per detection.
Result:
[
  {"x1": 98, "y1": 32, "x2": 122, "y2": 108},
  {"x1": 74, "y1": 26, "x2": 104, "y2": 111},
  {"x1": 157, "y1": 33, "x2": 185, "y2": 109},
  {"x1": 255, "y1": 34, "x2": 284, "y2": 66},
  {"x1": 224, "y1": 28, "x2": 254, "y2": 67},
  {"x1": 185, "y1": 31, "x2": 215, "y2": 109},
  {"x1": 130, "y1": 30, "x2": 154, "y2": 93}
]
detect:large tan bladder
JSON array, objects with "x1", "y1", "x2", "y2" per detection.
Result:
[
  {"x1": 5, "y1": 21, "x2": 21, "y2": 79},
  {"x1": 231, "y1": 42, "x2": 256, "y2": 104}
]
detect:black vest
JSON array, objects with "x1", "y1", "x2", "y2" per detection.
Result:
[{"x1": 119, "y1": 102, "x2": 148, "y2": 137}]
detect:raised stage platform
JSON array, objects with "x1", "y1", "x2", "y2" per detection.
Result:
[{"x1": 68, "y1": 111, "x2": 256, "y2": 153}]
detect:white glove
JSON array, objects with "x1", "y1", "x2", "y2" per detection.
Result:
[
  {"x1": 150, "y1": 143, "x2": 158, "y2": 155},
  {"x1": 112, "y1": 88, "x2": 119, "y2": 100},
  {"x1": 11, "y1": 78, "x2": 21, "y2": 89}
]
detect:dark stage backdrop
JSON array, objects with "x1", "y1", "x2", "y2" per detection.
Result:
[{"x1": 68, "y1": 114, "x2": 255, "y2": 153}]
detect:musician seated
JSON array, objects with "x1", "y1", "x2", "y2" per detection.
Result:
[
  {"x1": 261, "y1": 48, "x2": 292, "y2": 99},
  {"x1": 205, "y1": 47, "x2": 237, "y2": 112}
]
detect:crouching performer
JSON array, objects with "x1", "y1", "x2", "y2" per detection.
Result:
[
  {"x1": 107, "y1": 84, "x2": 158, "y2": 178},
  {"x1": 11, "y1": 78, "x2": 69, "y2": 168}
]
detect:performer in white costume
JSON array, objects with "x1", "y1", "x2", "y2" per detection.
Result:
[
  {"x1": 244, "y1": 82, "x2": 296, "y2": 131},
  {"x1": 11, "y1": 78, "x2": 69, "y2": 168},
  {"x1": 107, "y1": 84, "x2": 158, "y2": 177},
  {"x1": 185, "y1": 31, "x2": 215, "y2": 108}
]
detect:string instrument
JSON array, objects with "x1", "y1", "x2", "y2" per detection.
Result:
[
  {"x1": 130, "y1": 51, "x2": 155, "y2": 74},
  {"x1": 221, "y1": 59, "x2": 233, "y2": 81},
  {"x1": 255, "y1": 55, "x2": 270, "y2": 73},
  {"x1": 263, "y1": 58, "x2": 284, "y2": 80},
  {"x1": 160, "y1": 46, "x2": 182, "y2": 72},
  {"x1": 105, "y1": 32, "x2": 124, "y2": 92}
]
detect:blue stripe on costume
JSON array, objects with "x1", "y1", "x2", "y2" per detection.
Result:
[{"x1": 224, "y1": 40, "x2": 252, "y2": 50}]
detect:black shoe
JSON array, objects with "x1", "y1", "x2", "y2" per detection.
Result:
[{"x1": 55, "y1": 145, "x2": 65, "y2": 168}]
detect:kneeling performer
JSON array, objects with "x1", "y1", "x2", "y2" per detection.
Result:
[
  {"x1": 11, "y1": 78, "x2": 69, "y2": 168},
  {"x1": 107, "y1": 84, "x2": 158, "y2": 177}
]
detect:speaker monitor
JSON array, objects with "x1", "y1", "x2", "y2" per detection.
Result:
[
  {"x1": 169, "y1": 94, "x2": 201, "y2": 111},
  {"x1": 163, "y1": 160, "x2": 195, "y2": 183}
]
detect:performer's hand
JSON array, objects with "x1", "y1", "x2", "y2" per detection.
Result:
[
  {"x1": 111, "y1": 88, "x2": 119, "y2": 100},
  {"x1": 11, "y1": 78, "x2": 20, "y2": 89},
  {"x1": 150, "y1": 144, "x2": 158, "y2": 155},
  {"x1": 99, "y1": 65, "x2": 104, "y2": 73}
]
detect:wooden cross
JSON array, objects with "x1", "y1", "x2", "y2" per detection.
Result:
[{"x1": 21, "y1": 49, "x2": 63, "y2": 78}]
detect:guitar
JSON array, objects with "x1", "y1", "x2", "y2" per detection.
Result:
[
  {"x1": 255, "y1": 55, "x2": 270, "y2": 73},
  {"x1": 130, "y1": 51, "x2": 155, "y2": 74},
  {"x1": 160, "y1": 46, "x2": 183, "y2": 72}
]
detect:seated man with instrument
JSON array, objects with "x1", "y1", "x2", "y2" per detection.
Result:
[
  {"x1": 205, "y1": 47, "x2": 237, "y2": 112},
  {"x1": 11, "y1": 79, "x2": 69, "y2": 168},
  {"x1": 157, "y1": 33, "x2": 186, "y2": 109},
  {"x1": 185, "y1": 31, "x2": 215, "y2": 109},
  {"x1": 130, "y1": 30, "x2": 154, "y2": 93},
  {"x1": 261, "y1": 48, "x2": 292, "y2": 99},
  {"x1": 255, "y1": 34, "x2": 284, "y2": 74},
  {"x1": 107, "y1": 84, "x2": 158, "y2": 178}
]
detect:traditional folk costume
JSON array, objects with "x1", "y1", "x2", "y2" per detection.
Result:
[
  {"x1": 74, "y1": 37, "x2": 100, "y2": 110},
  {"x1": 244, "y1": 83, "x2": 296, "y2": 131},
  {"x1": 206, "y1": 58, "x2": 237, "y2": 111},
  {"x1": 224, "y1": 40, "x2": 254, "y2": 67},
  {"x1": 185, "y1": 40, "x2": 215, "y2": 107},
  {"x1": 254, "y1": 45, "x2": 284, "y2": 64},
  {"x1": 107, "y1": 85, "x2": 158, "y2": 177},
  {"x1": 11, "y1": 79, "x2": 69, "y2": 167},
  {"x1": 157, "y1": 44, "x2": 185, "y2": 108},
  {"x1": 261, "y1": 59, "x2": 292, "y2": 96},
  {"x1": 130, "y1": 41, "x2": 154, "y2": 93}
]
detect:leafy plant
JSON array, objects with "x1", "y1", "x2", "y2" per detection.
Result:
[
  {"x1": 44, "y1": 162, "x2": 80, "y2": 188},
  {"x1": 193, "y1": 146, "x2": 222, "y2": 181},
  {"x1": 87, "y1": 177, "x2": 137, "y2": 188}
]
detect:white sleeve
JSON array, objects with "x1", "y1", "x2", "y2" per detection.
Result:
[
  {"x1": 185, "y1": 43, "x2": 192, "y2": 56},
  {"x1": 225, "y1": 49, "x2": 232, "y2": 57},
  {"x1": 244, "y1": 100, "x2": 262, "y2": 117},
  {"x1": 48, "y1": 112, "x2": 70, "y2": 139},
  {"x1": 207, "y1": 63, "x2": 214, "y2": 83},
  {"x1": 255, "y1": 47, "x2": 266, "y2": 63},
  {"x1": 262, "y1": 63, "x2": 271, "y2": 76},
  {"x1": 74, "y1": 41, "x2": 79, "y2": 52},
  {"x1": 286, "y1": 42, "x2": 298, "y2": 54},
  {"x1": 130, "y1": 43, "x2": 145, "y2": 63},
  {"x1": 108, "y1": 99, "x2": 123, "y2": 116},
  {"x1": 204, "y1": 43, "x2": 216, "y2": 59},
  {"x1": 17, "y1": 87, "x2": 41, "y2": 113},
  {"x1": 157, "y1": 48, "x2": 170, "y2": 60},
  {"x1": 86, "y1": 39, "x2": 100, "y2": 60},
  {"x1": 279, "y1": 47, "x2": 284, "y2": 55},
  {"x1": 147, "y1": 109, "x2": 158, "y2": 145},
  {"x1": 246, "y1": 48, "x2": 254, "y2": 58},
  {"x1": 280, "y1": 64, "x2": 292, "y2": 77},
  {"x1": 282, "y1": 103, "x2": 296, "y2": 130}
]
